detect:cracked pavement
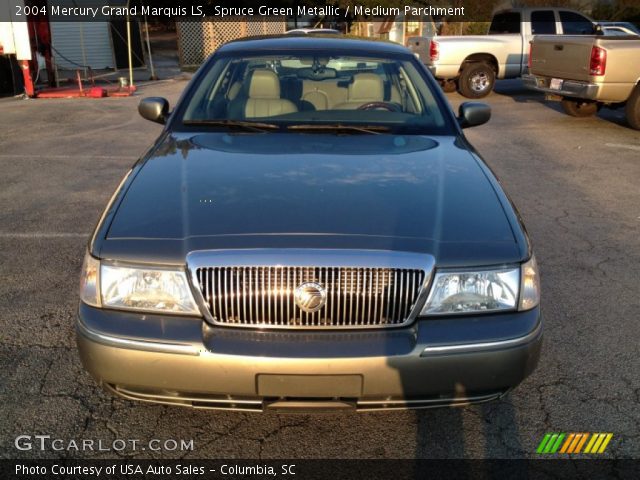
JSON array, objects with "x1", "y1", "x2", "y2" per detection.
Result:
[{"x1": 0, "y1": 78, "x2": 638, "y2": 459}]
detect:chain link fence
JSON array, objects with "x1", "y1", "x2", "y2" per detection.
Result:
[{"x1": 177, "y1": 18, "x2": 286, "y2": 68}]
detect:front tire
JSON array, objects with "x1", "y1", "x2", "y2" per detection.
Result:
[
  {"x1": 561, "y1": 98, "x2": 600, "y2": 117},
  {"x1": 458, "y1": 63, "x2": 495, "y2": 99},
  {"x1": 625, "y1": 85, "x2": 640, "y2": 130}
]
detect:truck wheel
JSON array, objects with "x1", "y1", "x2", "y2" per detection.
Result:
[
  {"x1": 458, "y1": 63, "x2": 495, "y2": 99},
  {"x1": 561, "y1": 98, "x2": 599, "y2": 117},
  {"x1": 625, "y1": 85, "x2": 640, "y2": 130}
]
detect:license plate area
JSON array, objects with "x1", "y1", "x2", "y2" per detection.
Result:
[
  {"x1": 257, "y1": 374, "x2": 363, "y2": 397},
  {"x1": 549, "y1": 78, "x2": 564, "y2": 90}
]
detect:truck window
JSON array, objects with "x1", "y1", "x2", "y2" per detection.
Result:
[
  {"x1": 489, "y1": 12, "x2": 522, "y2": 34},
  {"x1": 531, "y1": 11, "x2": 557, "y2": 35},
  {"x1": 560, "y1": 11, "x2": 595, "y2": 35}
]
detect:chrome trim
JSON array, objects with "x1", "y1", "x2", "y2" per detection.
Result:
[
  {"x1": 107, "y1": 384, "x2": 505, "y2": 412},
  {"x1": 187, "y1": 249, "x2": 435, "y2": 270},
  {"x1": 356, "y1": 391, "x2": 504, "y2": 411},
  {"x1": 76, "y1": 320, "x2": 200, "y2": 356},
  {"x1": 115, "y1": 386, "x2": 263, "y2": 405},
  {"x1": 106, "y1": 385, "x2": 263, "y2": 412},
  {"x1": 186, "y1": 249, "x2": 436, "y2": 330},
  {"x1": 420, "y1": 320, "x2": 543, "y2": 356}
]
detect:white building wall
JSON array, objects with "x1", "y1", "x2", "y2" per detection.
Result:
[{"x1": 0, "y1": 0, "x2": 32, "y2": 60}]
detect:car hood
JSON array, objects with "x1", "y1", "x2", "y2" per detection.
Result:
[{"x1": 102, "y1": 132, "x2": 525, "y2": 267}]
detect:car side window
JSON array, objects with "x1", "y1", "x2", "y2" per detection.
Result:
[
  {"x1": 604, "y1": 27, "x2": 626, "y2": 36},
  {"x1": 489, "y1": 12, "x2": 522, "y2": 34},
  {"x1": 531, "y1": 11, "x2": 557, "y2": 35},
  {"x1": 560, "y1": 11, "x2": 595, "y2": 35}
]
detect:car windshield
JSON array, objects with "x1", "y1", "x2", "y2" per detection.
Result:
[{"x1": 179, "y1": 51, "x2": 451, "y2": 135}]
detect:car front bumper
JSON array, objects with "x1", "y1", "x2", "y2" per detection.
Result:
[{"x1": 77, "y1": 303, "x2": 542, "y2": 412}]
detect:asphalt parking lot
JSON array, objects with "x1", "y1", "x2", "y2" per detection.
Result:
[{"x1": 1, "y1": 78, "x2": 639, "y2": 460}]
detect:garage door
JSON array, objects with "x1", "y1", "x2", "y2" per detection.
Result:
[{"x1": 50, "y1": 22, "x2": 115, "y2": 70}]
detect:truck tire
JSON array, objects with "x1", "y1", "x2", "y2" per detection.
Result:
[
  {"x1": 561, "y1": 98, "x2": 599, "y2": 117},
  {"x1": 625, "y1": 85, "x2": 640, "y2": 130},
  {"x1": 458, "y1": 63, "x2": 495, "y2": 99}
]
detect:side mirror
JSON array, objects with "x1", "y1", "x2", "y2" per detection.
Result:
[
  {"x1": 139, "y1": 97, "x2": 169, "y2": 124},
  {"x1": 458, "y1": 102, "x2": 491, "y2": 129}
]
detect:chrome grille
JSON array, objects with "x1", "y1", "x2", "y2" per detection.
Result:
[{"x1": 195, "y1": 266, "x2": 425, "y2": 329}]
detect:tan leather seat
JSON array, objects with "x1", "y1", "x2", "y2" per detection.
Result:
[
  {"x1": 227, "y1": 81, "x2": 242, "y2": 100},
  {"x1": 302, "y1": 89, "x2": 329, "y2": 110},
  {"x1": 334, "y1": 73, "x2": 384, "y2": 109},
  {"x1": 243, "y1": 70, "x2": 297, "y2": 118},
  {"x1": 301, "y1": 80, "x2": 349, "y2": 110}
]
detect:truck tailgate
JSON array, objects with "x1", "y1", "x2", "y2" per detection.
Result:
[
  {"x1": 530, "y1": 36, "x2": 594, "y2": 82},
  {"x1": 407, "y1": 36, "x2": 432, "y2": 64}
]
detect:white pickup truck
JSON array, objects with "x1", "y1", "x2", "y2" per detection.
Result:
[
  {"x1": 408, "y1": 7, "x2": 596, "y2": 98},
  {"x1": 523, "y1": 34, "x2": 640, "y2": 129}
]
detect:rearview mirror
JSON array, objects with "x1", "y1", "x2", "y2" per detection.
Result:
[
  {"x1": 139, "y1": 97, "x2": 170, "y2": 124},
  {"x1": 458, "y1": 102, "x2": 491, "y2": 129}
]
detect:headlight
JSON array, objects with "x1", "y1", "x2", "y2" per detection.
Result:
[
  {"x1": 100, "y1": 264, "x2": 200, "y2": 315},
  {"x1": 421, "y1": 267, "x2": 520, "y2": 315},
  {"x1": 79, "y1": 252, "x2": 200, "y2": 315},
  {"x1": 421, "y1": 256, "x2": 540, "y2": 315}
]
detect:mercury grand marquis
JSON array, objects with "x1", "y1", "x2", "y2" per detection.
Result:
[{"x1": 77, "y1": 36, "x2": 542, "y2": 412}]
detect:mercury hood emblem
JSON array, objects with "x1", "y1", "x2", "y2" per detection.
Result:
[{"x1": 294, "y1": 282, "x2": 327, "y2": 313}]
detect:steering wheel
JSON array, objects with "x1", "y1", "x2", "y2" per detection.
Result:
[{"x1": 357, "y1": 102, "x2": 400, "y2": 112}]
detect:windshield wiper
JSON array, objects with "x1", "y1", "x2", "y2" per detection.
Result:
[
  {"x1": 287, "y1": 124, "x2": 390, "y2": 135},
  {"x1": 183, "y1": 119, "x2": 280, "y2": 132}
]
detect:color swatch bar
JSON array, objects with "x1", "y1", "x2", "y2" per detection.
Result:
[{"x1": 536, "y1": 433, "x2": 613, "y2": 454}]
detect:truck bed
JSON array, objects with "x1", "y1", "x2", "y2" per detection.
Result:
[{"x1": 530, "y1": 35, "x2": 640, "y2": 84}]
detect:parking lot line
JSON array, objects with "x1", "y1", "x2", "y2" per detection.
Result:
[{"x1": 605, "y1": 143, "x2": 640, "y2": 152}]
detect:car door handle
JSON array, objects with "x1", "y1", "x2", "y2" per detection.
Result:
[{"x1": 554, "y1": 45, "x2": 564, "y2": 51}]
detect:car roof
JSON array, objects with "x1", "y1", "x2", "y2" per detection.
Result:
[{"x1": 217, "y1": 35, "x2": 411, "y2": 56}]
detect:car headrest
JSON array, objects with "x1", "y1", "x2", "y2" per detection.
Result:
[
  {"x1": 348, "y1": 73, "x2": 383, "y2": 101},
  {"x1": 248, "y1": 69, "x2": 281, "y2": 99}
]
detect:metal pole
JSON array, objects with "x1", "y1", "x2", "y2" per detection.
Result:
[
  {"x1": 79, "y1": 23, "x2": 87, "y2": 78},
  {"x1": 126, "y1": 1, "x2": 133, "y2": 89},
  {"x1": 144, "y1": 16, "x2": 157, "y2": 80}
]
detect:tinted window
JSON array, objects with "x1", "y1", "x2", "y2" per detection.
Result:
[
  {"x1": 531, "y1": 11, "x2": 557, "y2": 35},
  {"x1": 489, "y1": 12, "x2": 521, "y2": 34},
  {"x1": 560, "y1": 11, "x2": 595, "y2": 34}
]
